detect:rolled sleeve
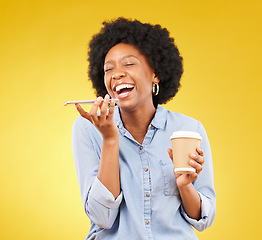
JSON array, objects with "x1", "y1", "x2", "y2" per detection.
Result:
[
  {"x1": 89, "y1": 177, "x2": 123, "y2": 209},
  {"x1": 180, "y1": 192, "x2": 216, "y2": 232},
  {"x1": 87, "y1": 177, "x2": 123, "y2": 229}
]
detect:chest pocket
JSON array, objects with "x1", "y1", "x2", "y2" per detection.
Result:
[{"x1": 159, "y1": 159, "x2": 179, "y2": 196}]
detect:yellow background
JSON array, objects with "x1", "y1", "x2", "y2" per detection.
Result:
[{"x1": 1, "y1": 0, "x2": 261, "y2": 239}]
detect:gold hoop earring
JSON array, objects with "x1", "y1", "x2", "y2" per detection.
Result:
[{"x1": 152, "y1": 83, "x2": 159, "y2": 96}]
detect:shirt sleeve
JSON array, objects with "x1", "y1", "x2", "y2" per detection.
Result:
[
  {"x1": 180, "y1": 191, "x2": 216, "y2": 231},
  {"x1": 88, "y1": 177, "x2": 123, "y2": 228},
  {"x1": 72, "y1": 116, "x2": 123, "y2": 229},
  {"x1": 181, "y1": 121, "x2": 216, "y2": 231}
]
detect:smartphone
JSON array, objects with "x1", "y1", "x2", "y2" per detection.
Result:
[{"x1": 63, "y1": 99, "x2": 119, "y2": 106}]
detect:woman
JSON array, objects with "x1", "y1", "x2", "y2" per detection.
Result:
[{"x1": 72, "y1": 17, "x2": 216, "y2": 240}]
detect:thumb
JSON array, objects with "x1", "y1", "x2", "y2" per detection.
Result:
[
  {"x1": 167, "y1": 148, "x2": 173, "y2": 162},
  {"x1": 75, "y1": 103, "x2": 92, "y2": 122}
]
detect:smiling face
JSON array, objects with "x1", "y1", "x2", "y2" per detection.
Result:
[{"x1": 104, "y1": 43, "x2": 159, "y2": 112}]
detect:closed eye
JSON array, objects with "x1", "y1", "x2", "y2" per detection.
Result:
[{"x1": 105, "y1": 68, "x2": 113, "y2": 72}]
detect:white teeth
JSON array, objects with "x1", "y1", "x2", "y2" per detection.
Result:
[{"x1": 116, "y1": 84, "x2": 134, "y2": 92}]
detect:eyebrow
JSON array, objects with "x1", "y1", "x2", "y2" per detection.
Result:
[{"x1": 104, "y1": 55, "x2": 139, "y2": 65}]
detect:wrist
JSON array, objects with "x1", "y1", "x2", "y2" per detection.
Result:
[
  {"x1": 103, "y1": 134, "x2": 119, "y2": 145},
  {"x1": 102, "y1": 126, "x2": 119, "y2": 141},
  {"x1": 177, "y1": 182, "x2": 193, "y2": 192}
]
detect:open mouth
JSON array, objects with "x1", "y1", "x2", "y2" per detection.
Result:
[{"x1": 114, "y1": 84, "x2": 135, "y2": 98}]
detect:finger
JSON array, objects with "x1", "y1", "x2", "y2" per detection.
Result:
[
  {"x1": 75, "y1": 104, "x2": 92, "y2": 122},
  {"x1": 189, "y1": 160, "x2": 203, "y2": 174},
  {"x1": 107, "y1": 98, "x2": 115, "y2": 121},
  {"x1": 196, "y1": 147, "x2": 204, "y2": 157},
  {"x1": 174, "y1": 170, "x2": 182, "y2": 178},
  {"x1": 190, "y1": 153, "x2": 204, "y2": 165},
  {"x1": 100, "y1": 94, "x2": 110, "y2": 119},
  {"x1": 167, "y1": 148, "x2": 173, "y2": 161},
  {"x1": 187, "y1": 171, "x2": 198, "y2": 181},
  {"x1": 90, "y1": 97, "x2": 102, "y2": 123}
]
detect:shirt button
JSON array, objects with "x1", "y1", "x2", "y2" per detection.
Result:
[
  {"x1": 146, "y1": 193, "x2": 150, "y2": 197},
  {"x1": 144, "y1": 168, "x2": 148, "y2": 172},
  {"x1": 145, "y1": 220, "x2": 150, "y2": 224},
  {"x1": 140, "y1": 146, "x2": 143, "y2": 150}
]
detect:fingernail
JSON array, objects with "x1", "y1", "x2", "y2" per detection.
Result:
[
  {"x1": 191, "y1": 154, "x2": 197, "y2": 158},
  {"x1": 110, "y1": 98, "x2": 115, "y2": 106}
]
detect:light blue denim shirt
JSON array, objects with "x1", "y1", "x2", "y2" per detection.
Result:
[{"x1": 72, "y1": 105, "x2": 216, "y2": 240}]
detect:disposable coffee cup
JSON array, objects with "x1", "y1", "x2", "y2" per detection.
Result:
[{"x1": 170, "y1": 131, "x2": 202, "y2": 174}]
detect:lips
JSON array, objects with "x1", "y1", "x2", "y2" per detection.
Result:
[{"x1": 113, "y1": 83, "x2": 135, "y2": 98}]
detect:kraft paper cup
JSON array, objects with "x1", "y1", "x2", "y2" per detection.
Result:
[{"x1": 170, "y1": 131, "x2": 202, "y2": 174}]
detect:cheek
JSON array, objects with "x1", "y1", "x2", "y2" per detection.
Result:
[
  {"x1": 104, "y1": 76, "x2": 109, "y2": 91},
  {"x1": 104, "y1": 76, "x2": 114, "y2": 96},
  {"x1": 138, "y1": 71, "x2": 154, "y2": 91}
]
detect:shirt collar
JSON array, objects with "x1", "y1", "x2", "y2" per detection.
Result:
[
  {"x1": 151, "y1": 105, "x2": 167, "y2": 129},
  {"x1": 113, "y1": 105, "x2": 167, "y2": 130}
]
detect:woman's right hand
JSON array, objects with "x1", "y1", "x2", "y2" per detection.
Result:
[{"x1": 75, "y1": 94, "x2": 119, "y2": 140}]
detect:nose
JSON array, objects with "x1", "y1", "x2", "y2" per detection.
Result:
[{"x1": 112, "y1": 68, "x2": 126, "y2": 80}]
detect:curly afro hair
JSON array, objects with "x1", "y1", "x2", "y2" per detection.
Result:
[{"x1": 88, "y1": 17, "x2": 183, "y2": 107}]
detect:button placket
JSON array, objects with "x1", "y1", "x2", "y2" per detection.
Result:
[{"x1": 139, "y1": 145, "x2": 152, "y2": 236}]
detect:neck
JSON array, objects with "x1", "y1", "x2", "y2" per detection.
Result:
[{"x1": 119, "y1": 104, "x2": 157, "y2": 145}]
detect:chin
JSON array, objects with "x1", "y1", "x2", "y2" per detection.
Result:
[{"x1": 117, "y1": 99, "x2": 138, "y2": 111}]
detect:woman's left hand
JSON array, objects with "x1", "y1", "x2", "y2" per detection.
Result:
[{"x1": 167, "y1": 148, "x2": 205, "y2": 188}]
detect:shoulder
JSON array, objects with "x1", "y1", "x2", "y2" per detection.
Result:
[
  {"x1": 165, "y1": 109, "x2": 209, "y2": 142},
  {"x1": 167, "y1": 110, "x2": 199, "y2": 124},
  {"x1": 158, "y1": 105, "x2": 199, "y2": 124},
  {"x1": 72, "y1": 115, "x2": 100, "y2": 138},
  {"x1": 73, "y1": 115, "x2": 90, "y2": 131},
  {"x1": 159, "y1": 106, "x2": 202, "y2": 133}
]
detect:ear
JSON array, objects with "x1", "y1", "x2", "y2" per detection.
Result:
[{"x1": 153, "y1": 73, "x2": 160, "y2": 84}]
